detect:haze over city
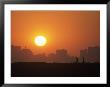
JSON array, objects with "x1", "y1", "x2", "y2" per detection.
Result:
[
  {"x1": 11, "y1": 11, "x2": 100, "y2": 77},
  {"x1": 11, "y1": 11, "x2": 100, "y2": 57}
]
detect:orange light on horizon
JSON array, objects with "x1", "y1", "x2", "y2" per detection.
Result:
[{"x1": 11, "y1": 11, "x2": 100, "y2": 56}]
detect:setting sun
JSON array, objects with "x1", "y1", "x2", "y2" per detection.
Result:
[{"x1": 34, "y1": 36, "x2": 47, "y2": 46}]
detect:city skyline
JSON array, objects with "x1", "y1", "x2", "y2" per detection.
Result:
[{"x1": 11, "y1": 45, "x2": 100, "y2": 63}]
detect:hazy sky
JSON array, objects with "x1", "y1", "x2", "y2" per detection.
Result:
[{"x1": 11, "y1": 11, "x2": 100, "y2": 56}]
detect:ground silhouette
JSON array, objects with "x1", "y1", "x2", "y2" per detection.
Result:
[
  {"x1": 11, "y1": 62, "x2": 100, "y2": 77},
  {"x1": 11, "y1": 45, "x2": 100, "y2": 77}
]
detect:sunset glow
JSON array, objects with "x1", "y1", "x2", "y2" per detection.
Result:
[{"x1": 11, "y1": 11, "x2": 100, "y2": 56}]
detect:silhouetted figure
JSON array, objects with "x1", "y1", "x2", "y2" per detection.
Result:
[
  {"x1": 75, "y1": 56, "x2": 78, "y2": 63},
  {"x1": 82, "y1": 57, "x2": 85, "y2": 63}
]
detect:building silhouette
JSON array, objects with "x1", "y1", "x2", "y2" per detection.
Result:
[
  {"x1": 11, "y1": 45, "x2": 100, "y2": 63},
  {"x1": 80, "y1": 46, "x2": 100, "y2": 63}
]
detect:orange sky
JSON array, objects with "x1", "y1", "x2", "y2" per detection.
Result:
[{"x1": 11, "y1": 11, "x2": 100, "y2": 56}]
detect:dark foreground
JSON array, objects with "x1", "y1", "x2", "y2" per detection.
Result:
[{"x1": 11, "y1": 62, "x2": 100, "y2": 77}]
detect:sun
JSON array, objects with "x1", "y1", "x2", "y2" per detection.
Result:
[{"x1": 34, "y1": 36, "x2": 47, "y2": 46}]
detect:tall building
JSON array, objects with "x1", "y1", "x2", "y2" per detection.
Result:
[{"x1": 55, "y1": 49, "x2": 73, "y2": 63}]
